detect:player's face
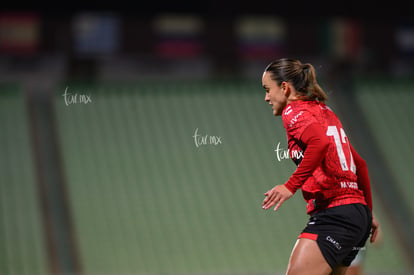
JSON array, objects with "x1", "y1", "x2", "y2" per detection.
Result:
[{"x1": 262, "y1": 71, "x2": 287, "y2": 116}]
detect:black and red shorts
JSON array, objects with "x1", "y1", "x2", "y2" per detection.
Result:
[{"x1": 299, "y1": 203, "x2": 372, "y2": 269}]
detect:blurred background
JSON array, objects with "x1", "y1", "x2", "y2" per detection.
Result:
[{"x1": 0, "y1": 3, "x2": 414, "y2": 275}]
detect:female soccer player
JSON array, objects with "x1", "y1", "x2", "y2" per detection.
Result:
[{"x1": 261, "y1": 58, "x2": 380, "y2": 275}]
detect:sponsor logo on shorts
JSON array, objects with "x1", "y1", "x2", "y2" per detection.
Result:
[
  {"x1": 326, "y1": 236, "x2": 342, "y2": 250},
  {"x1": 352, "y1": 246, "x2": 366, "y2": 251}
]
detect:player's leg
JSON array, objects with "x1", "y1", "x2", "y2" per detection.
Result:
[
  {"x1": 286, "y1": 238, "x2": 332, "y2": 275},
  {"x1": 332, "y1": 265, "x2": 348, "y2": 275},
  {"x1": 344, "y1": 249, "x2": 364, "y2": 275}
]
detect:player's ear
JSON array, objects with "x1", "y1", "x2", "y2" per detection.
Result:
[{"x1": 281, "y1": 81, "x2": 290, "y2": 97}]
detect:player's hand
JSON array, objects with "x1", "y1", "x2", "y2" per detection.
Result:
[
  {"x1": 370, "y1": 216, "x2": 381, "y2": 243},
  {"x1": 262, "y1": 184, "x2": 293, "y2": 211}
]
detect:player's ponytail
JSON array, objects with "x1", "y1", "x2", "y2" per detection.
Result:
[
  {"x1": 301, "y1": 63, "x2": 327, "y2": 102},
  {"x1": 265, "y1": 58, "x2": 328, "y2": 103}
]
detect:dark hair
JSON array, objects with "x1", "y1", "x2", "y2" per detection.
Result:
[{"x1": 264, "y1": 58, "x2": 327, "y2": 103}]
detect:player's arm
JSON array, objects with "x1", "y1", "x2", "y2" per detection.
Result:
[
  {"x1": 349, "y1": 144, "x2": 380, "y2": 242},
  {"x1": 349, "y1": 144, "x2": 373, "y2": 211},
  {"x1": 284, "y1": 122, "x2": 330, "y2": 193},
  {"x1": 263, "y1": 123, "x2": 329, "y2": 211}
]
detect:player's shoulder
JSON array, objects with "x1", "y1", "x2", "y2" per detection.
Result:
[
  {"x1": 282, "y1": 101, "x2": 315, "y2": 128},
  {"x1": 282, "y1": 100, "x2": 318, "y2": 119},
  {"x1": 318, "y1": 102, "x2": 334, "y2": 113}
]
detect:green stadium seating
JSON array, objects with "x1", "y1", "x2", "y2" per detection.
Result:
[
  {"x1": 53, "y1": 80, "x2": 412, "y2": 274},
  {"x1": 0, "y1": 83, "x2": 49, "y2": 275},
  {"x1": 355, "y1": 79, "x2": 414, "y2": 216}
]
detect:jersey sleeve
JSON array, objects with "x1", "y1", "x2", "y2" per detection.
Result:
[
  {"x1": 350, "y1": 144, "x2": 373, "y2": 211},
  {"x1": 284, "y1": 122, "x2": 330, "y2": 194}
]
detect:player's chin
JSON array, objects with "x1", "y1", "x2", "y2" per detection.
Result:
[{"x1": 273, "y1": 107, "x2": 282, "y2": 116}]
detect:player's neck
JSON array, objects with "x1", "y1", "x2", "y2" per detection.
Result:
[{"x1": 286, "y1": 95, "x2": 302, "y2": 105}]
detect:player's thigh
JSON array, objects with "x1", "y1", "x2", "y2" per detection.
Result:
[
  {"x1": 332, "y1": 265, "x2": 349, "y2": 275},
  {"x1": 287, "y1": 238, "x2": 332, "y2": 275}
]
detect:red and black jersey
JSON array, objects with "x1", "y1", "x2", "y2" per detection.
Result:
[{"x1": 282, "y1": 100, "x2": 373, "y2": 214}]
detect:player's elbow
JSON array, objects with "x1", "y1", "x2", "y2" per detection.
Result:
[
  {"x1": 353, "y1": 151, "x2": 367, "y2": 168},
  {"x1": 306, "y1": 134, "x2": 330, "y2": 155},
  {"x1": 320, "y1": 135, "x2": 330, "y2": 153},
  {"x1": 358, "y1": 157, "x2": 367, "y2": 167}
]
